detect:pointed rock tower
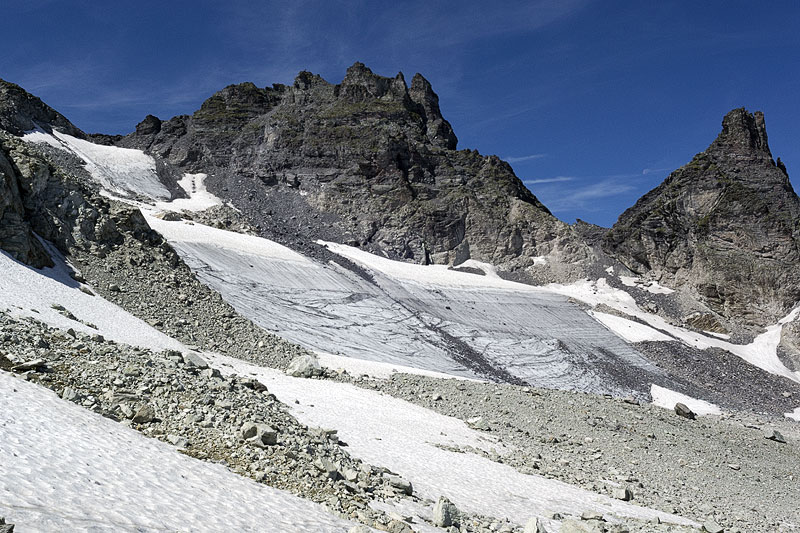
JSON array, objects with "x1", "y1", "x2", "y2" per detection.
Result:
[{"x1": 604, "y1": 108, "x2": 800, "y2": 324}]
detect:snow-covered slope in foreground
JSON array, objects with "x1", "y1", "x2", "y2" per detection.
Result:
[
  {"x1": 212, "y1": 354, "x2": 697, "y2": 530},
  {"x1": 0, "y1": 371, "x2": 356, "y2": 532}
]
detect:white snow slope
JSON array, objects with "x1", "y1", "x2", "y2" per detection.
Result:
[
  {"x1": 212, "y1": 354, "x2": 697, "y2": 530},
  {"x1": 23, "y1": 128, "x2": 170, "y2": 200},
  {"x1": 146, "y1": 217, "x2": 673, "y2": 396},
  {"x1": 650, "y1": 384, "x2": 722, "y2": 416},
  {"x1": 0, "y1": 245, "x2": 183, "y2": 352},
  {"x1": 0, "y1": 247, "x2": 693, "y2": 531},
  {"x1": 0, "y1": 371, "x2": 357, "y2": 532}
]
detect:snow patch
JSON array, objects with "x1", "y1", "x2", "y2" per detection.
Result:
[
  {"x1": 155, "y1": 173, "x2": 222, "y2": 212},
  {"x1": 590, "y1": 311, "x2": 673, "y2": 343},
  {"x1": 0, "y1": 248, "x2": 183, "y2": 352},
  {"x1": 784, "y1": 406, "x2": 800, "y2": 422},
  {"x1": 321, "y1": 240, "x2": 535, "y2": 291},
  {"x1": 145, "y1": 215, "x2": 309, "y2": 263},
  {"x1": 455, "y1": 259, "x2": 503, "y2": 278},
  {"x1": 619, "y1": 275, "x2": 674, "y2": 294},
  {"x1": 23, "y1": 129, "x2": 170, "y2": 200},
  {"x1": 0, "y1": 372, "x2": 355, "y2": 531},
  {"x1": 211, "y1": 354, "x2": 697, "y2": 528},
  {"x1": 549, "y1": 278, "x2": 800, "y2": 384},
  {"x1": 650, "y1": 384, "x2": 722, "y2": 416}
]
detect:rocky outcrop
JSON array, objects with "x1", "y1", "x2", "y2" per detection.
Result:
[
  {"x1": 0, "y1": 78, "x2": 83, "y2": 137},
  {"x1": 0, "y1": 141, "x2": 53, "y2": 267},
  {"x1": 119, "y1": 62, "x2": 585, "y2": 272},
  {"x1": 604, "y1": 108, "x2": 800, "y2": 325},
  {"x1": 0, "y1": 131, "x2": 165, "y2": 269}
]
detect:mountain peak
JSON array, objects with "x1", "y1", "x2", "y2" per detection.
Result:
[
  {"x1": 339, "y1": 62, "x2": 408, "y2": 102},
  {"x1": 605, "y1": 107, "x2": 800, "y2": 324},
  {"x1": 713, "y1": 107, "x2": 771, "y2": 156},
  {"x1": 0, "y1": 78, "x2": 83, "y2": 137}
]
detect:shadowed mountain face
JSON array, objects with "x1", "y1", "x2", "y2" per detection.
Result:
[
  {"x1": 0, "y1": 79, "x2": 83, "y2": 138},
  {"x1": 604, "y1": 108, "x2": 800, "y2": 325},
  {"x1": 116, "y1": 62, "x2": 586, "y2": 272}
]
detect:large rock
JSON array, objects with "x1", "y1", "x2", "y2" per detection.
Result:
[
  {"x1": 0, "y1": 516, "x2": 14, "y2": 533},
  {"x1": 432, "y1": 496, "x2": 459, "y2": 527},
  {"x1": 0, "y1": 78, "x2": 83, "y2": 136},
  {"x1": 524, "y1": 517, "x2": 548, "y2": 533},
  {"x1": 240, "y1": 422, "x2": 278, "y2": 446},
  {"x1": 674, "y1": 402, "x2": 696, "y2": 420},
  {"x1": 132, "y1": 404, "x2": 156, "y2": 424},
  {"x1": 0, "y1": 140, "x2": 53, "y2": 268},
  {"x1": 604, "y1": 108, "x2": 800, "y2": 327},
  {"x1": 559, "y1": 519, "x2": 606, "y2": 533},
  {"x1": 285, "y1": 354, "x2": 323, "y2": 378}
]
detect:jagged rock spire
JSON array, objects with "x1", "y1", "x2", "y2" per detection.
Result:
[
  {"x1": 604, "y1": 107, "x2": 800, "y2": 325},
  {"x1": 713, "y1": 108, "x2": 771, "y2": 157}
]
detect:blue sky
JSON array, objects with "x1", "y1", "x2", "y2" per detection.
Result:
[{"x1": 4, "y1": 1, "x2": 798, "y2": 227}]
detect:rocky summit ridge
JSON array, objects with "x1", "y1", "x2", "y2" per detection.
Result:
[
  {"x1": 2, "y1": 66, "x2": 799, "y2": 332},
  {"x1": 112, "y1": 62, "x2": 586, "y2": 275},
  {"x1": 604, "y1": 108, "x2": 800, "y2": 326}
]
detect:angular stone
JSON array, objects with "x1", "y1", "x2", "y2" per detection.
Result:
[
  {"x1": 561, "y1": 519, "x2": 605, "y2": 533},
  {"x1": 765, "y1": 429, "x2": 787, "y2": 443},
  {"x1": 674, "y1": 403, "x2": 696, "y2": 420},
  {"x1": 466, "y1": 416, "x2": 490, "y2": 430},
  {"x1": 12, "y1": 358, "x2": 45, "y2": 372},
  {"x1": 386, "y1": 475, "x2": 413, "y2": 495},
  {"x1": 611, "y1": 487, "x2": 633, "y2": 501},
  {"x1": 432, "y1": 496, "x2": 459, "y2": 527},
  {"x1": 313, "y1": 457, "x2": 340, "y2": 480},
  {"x1": 524, "y1": 517, "x2": 548, "y2": 533},
  {"x1": 241, "y1": 422, "x2": 277, "y2": 446},
  {"x1": 285, "y1": 354, "x2": 323, "y2": 378},
  {"x1": 0, "y1": 516, "x2": 14, "y2": 533},
  {"x1": 702, "y1": 520, "x2": 724, "y2": 533},
  {"x1": 132, "y1": 404, "x2": 155, "y2": 424},
  {"x1": 387, "y1": 519, "x2": 413, "y2": 533},
  {"x1": 183, "y1": 352, "x2": 209, "y2": 369}
]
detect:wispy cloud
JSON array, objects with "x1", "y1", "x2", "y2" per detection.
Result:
[
  {"x1": 523, "y1": 176, "x2": 574, "y2": 184},
  {"x1": 505, "y1": 153, "x2": 547, "y2": 163},
  {"x1": 641, "y1": 167, "x2": 672, "y2": 175},
  {"x1": 527, "y1": 165, "x2": 674, "y2": 213}
]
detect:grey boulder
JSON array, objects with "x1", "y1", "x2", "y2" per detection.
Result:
[{"x1": 285, "y1": 354, "x2": 323, "y2": 378}]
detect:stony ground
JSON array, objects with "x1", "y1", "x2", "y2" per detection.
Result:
[
  {"x1": 348, "y1": 373, "x2": 800, "y2": 532},
  {"x1": 1, "y1": 311, "x2": 711, "y2": 533},
  {"x1": 0, "y1": 313, "x2": 462, "y2": 532}
]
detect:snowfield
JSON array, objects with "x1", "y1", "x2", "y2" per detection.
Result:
[
  {"x1": 0, "y1": 246, "x2": 183, "y2": 353},
  {"x1": 23, "y1": 128, "x2": 170, "y2": 200},
  {"x1": 144, "y1": 218, "x2": 674, "y2": 396},
  {"x1": 0, "y1": 371, "x2": 358, "y2": 532},
  {"x1": 211, "y1": 354, "x2": 697, "y2": 530},
  {"x1": 154, "y1": 172, "x2": 222, "y2": 212},
  {"x1": 650, "y1": 384, "x2": 722, "y2": 416}
]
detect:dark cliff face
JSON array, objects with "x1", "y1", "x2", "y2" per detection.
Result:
[
  {"x1": 604, "y1": 108, "x2": 800, "y2": 324},
  {"x1": 0, "y1": 79, "x2": 84, "y2": 137},
  {"x1": 121, "y1": 62, "x2": 579, "y2": 268}
]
